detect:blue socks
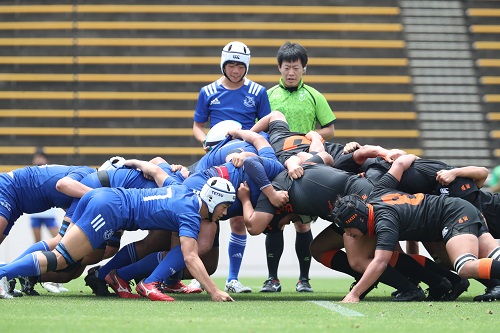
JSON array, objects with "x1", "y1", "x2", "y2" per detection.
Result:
[
  {"x1": 0, "y1": 253, "x2": 40, "y2": 280},
  {"x1": 13, "y1": 241, "x2": 50, "y2": 262},
  {"x1": 117, "y1": 251, "x2": 163, "y2": 282},
  {"x1": 97, "y1": 243, "x2": 138, "y2": 280},
  {"x1": 227, "y1": 233, "x2": 246, "y2": 282},
  {"x1": 144, "y1": 245, "x2": 185, "y2": 284}
]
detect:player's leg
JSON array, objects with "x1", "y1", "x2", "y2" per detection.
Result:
[
  {"x1": 295, "y1": 222, "x2": 313, "y2": 292},
  {"x1": 30, "y1": 217, "x2": 43, "y2": 243},
  {"x1": 260, "y1": 230, "x2": 284, "y2": 292},
  {"x1": 344, "y1": 233, "x2": 425, "y2": 301},
  {"x1": 0, "y1": 216, "x2": 8, "y2": 245},
  {"x1": 225, "y1": 216, "x2": 251, "y2": 293}
]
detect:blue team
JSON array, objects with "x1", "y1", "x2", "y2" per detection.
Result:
[
  {"x1": 192, "y1": 41, "x2": 272, "y2": 293},
  {"x1": 0, "y1": 171, "x2": 237, "y2": 302},
  {"x1": 0, "y1": 164, "x2": 96, "y2": 296}
]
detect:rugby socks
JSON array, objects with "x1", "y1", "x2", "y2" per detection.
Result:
[
  {"x1": 410, "y1": 254, "x2": 462, "y2": 284},
  {"x1": 319, "y1": 248, "x2": 414, "y2": 294},
  {"x1": 320, "y1": 249, "x2": 361, "y2": 280},
  {"x1": 12, "y1": 241, "x2": 50, "y2": 261},
  {"x1": 166, "y1": 271, "x2": 183, "y2": 286},
  {"x1": 97, "y1": 243, "x2": 138, "y2": 280},
  {"x1": 379, "y1": 265, "x2": 416, "y2": 292},
  {"x1": 475, "y1": 278, "x2": 500, "y2": 289},
  {"x1": 227, "y1": 233, "x2": 246, "y2": 281},
  {"x1": 118, "y1": 251, "x2": 163, "y2": 282},
  {"x1": 296, "y1": 230, "x2": 313, "y2": 280},
  {"x1": 390, "y1": 252, "x2": 442, "y2": 287},
  {"x1": 477, "y1": 258, "x2": 500, "y2": 279},
  {"x1": 144, "y1": 245, "x2": 185, "y2": 284},
  {"x1": 0, "y1": 253, "x2": 40, "y2": 281},
  {"x1": 265, "y1": 231, "x2": 284, "y2": 279}
]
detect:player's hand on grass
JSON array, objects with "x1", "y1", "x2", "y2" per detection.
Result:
[
  {"x1": 342, "y1": 292, "x2": 360, "y2": 303},
  {"x1": 210, "y1": 290, "x2": 234, "y2": 302}
]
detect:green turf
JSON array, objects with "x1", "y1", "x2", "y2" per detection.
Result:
[{"x1": 2, "y1": 277, "x2": 498, "y2": 333}]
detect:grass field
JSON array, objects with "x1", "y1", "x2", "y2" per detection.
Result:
[{"x1": 1, "y1": 277, "x2": 498, "y2": 333}]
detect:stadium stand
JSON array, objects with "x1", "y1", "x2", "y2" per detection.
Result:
[
  {"x1": 0, "y1": 0, "x2": 494, "y2": 171},
  {"x1": 468, "y1": 0, "x2": 500, "y2": 167}
]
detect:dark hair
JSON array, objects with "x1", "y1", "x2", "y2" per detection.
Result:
[
  {"x1": 32, "y1": 148, "x2": 49, "y2": 165},
  {"x1": 277, "y1": 41, "x2": 308, "y2": 67}
]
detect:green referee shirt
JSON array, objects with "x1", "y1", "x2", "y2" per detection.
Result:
[{"x1": 267, "y1": 78, "x2": 336, "y2": 133}]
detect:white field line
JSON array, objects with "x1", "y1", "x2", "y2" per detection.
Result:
[{"x1": 309, "y1": 300, "x2": 364, "y2": 317}]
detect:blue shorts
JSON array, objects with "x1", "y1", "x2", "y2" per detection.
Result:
[
  {"x1": 31, "y1": 217, "x2": 58, "y2": 229},
  {"x1": 72, "y1": 188, "x2": 124, "y2": 250}
]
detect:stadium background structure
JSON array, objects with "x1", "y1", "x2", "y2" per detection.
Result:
[
  {"x1": 0, "y1": 0, "x2": 498, "y2": 172},
  {"x1": 0, "y1": 0, "x2": 499, "y2": 277}
]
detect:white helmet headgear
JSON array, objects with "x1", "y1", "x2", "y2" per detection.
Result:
[
  {"x1": 98, "y1": 156, "x2": 125, "y2": 171},
  {"x1": 199, "y1": 177, "x2": 236, "y2": 214},
  {"x1": 220, "y1": 41, "x2": 251, "y2": 80}
]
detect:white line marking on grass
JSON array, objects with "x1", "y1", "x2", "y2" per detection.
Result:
[{"x1": 310, "y1": 301, "x2": 364, "y2": 317}]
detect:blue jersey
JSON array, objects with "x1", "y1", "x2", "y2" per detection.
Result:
[
  {"x1": 194, "y1": 138, "x2": 257, "y2": 172},
  {"x1": 67, "y1": 163, "x2": 184, "y2": 219},
  {"x1": 183, "y1": 146, "x2": 284, "y2": 218},
  {"x1": 194, "y1": 78, "x2": 271, "y2": 129},
  {"x1": 72, "y1": 186, "x2": 202, "y2": 249},
  {"x1": 193, "y1": 132, "x2": 270, "y2": 172},
  {"x1": 0, "y1": 165, "x2": 95, "y2": 234}
]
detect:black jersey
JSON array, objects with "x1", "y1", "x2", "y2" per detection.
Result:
[
  {"x1": 364, "y1": 157, "x2": 478, "y2": 198},
  {"x1": 369, "y1": 172, "x2": 487, "y2": 251},
  {"x1": 269, "y1": 119, "x2": 362, "y2": 174},
  {"x1": 459, "y1": 190, "x2": 500, "y2": 238},
  {"x1": 256, "y1": 164, "x2": 374, "y2": 222},
  {"x1": 269, "y1": 120, "x2": 312, "y2": 165}
]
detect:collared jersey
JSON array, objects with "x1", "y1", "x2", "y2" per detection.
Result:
[
  {"x1": 194, "y1": 77, "x2": 271, "y2": 129},
  {"x1": 267, "y1": 79, "x2": 336, "y2": 133}
]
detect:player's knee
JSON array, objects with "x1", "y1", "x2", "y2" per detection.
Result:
[
  {"x1": 55, "y1": 242, "x2": 77, "y2": 269},
  {"x1": 40, "y1": 251, "x2": 58, "y2": 272},
  {"x1": 454, "y1": 253, "x2": 477, "y2": 278}
]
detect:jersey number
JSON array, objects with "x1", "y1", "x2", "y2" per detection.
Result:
[
  {"x1": 381, "y1": 193, "x2": 424, "y2": 206},
  {"x1": 282, "y1": 136, "x2": 312, "y2": 151}
]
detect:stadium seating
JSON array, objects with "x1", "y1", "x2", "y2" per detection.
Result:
[{"x1": 0, "y1": 0, "x2": 493, "y2": 171}]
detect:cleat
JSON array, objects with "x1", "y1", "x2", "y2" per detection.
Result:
[
  {"x1": 392, "y1": 287, "x2": 426, "y2": 302},
  {"x1": 426, "y1": 277, "x2": 452, "y2": 301},
  {"x1": 41, "y1": 282, "x2": 61, "y2": 293},
  {"x1": 57, "y1": 284, "x2": 69, "y2": 292},
  {"x1": 105, "y1": 270, "x2": 141, "y2": 299},
  {"x1": 8, "y1": 279, "x2": 22, "y2": 297},
  {"x1": 84, "y1": 266, "x2": 116, "y2": 297},
  {"x1": 260, "y1": 278, "x2": 281, "y2": 293},
  {"x1": 188, "y1": 279, "x2": 204, "y2": 291},
  {"x1": 444, "y1": 278, "x2": 470, "y2": 301},
  {"x1": 473, "y1": 284, "x2": 500, "y2": 302},
  {"x1": 225, "y1": 279, "x2": 252, "y2": 293},
  {"x1": 0, "y1": 276, "x2": 14, "y2": 299},
  {"x1": 136, "y1": 279, "x2": 175, "y2": 301},
  {"x1": 19, "y1": 276, "x2": 40, "y2": 296},
  {"x1": 161, "y1": 281, "x2": 202, "y2": 294},
  {"x1": 296, "y1": 279, "x2": 313, "y2": 292},
  {"x1": 350, "y1": 280, "x2": 378, "y2": 300}
]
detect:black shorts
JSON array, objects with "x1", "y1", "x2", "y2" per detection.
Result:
[{"x1": 442, "y1": 199, "x2": 489, "y2": 243}]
